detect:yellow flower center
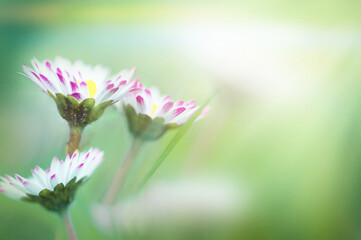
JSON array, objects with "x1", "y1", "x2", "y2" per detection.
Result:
[
  {"x1": 79, "y1": 80, "x2": 97, "y2": 98},
  {"x1": 151, "y1": 104, "x2": 157, "y2": 117},
  {"x1": 86, "y1": 80, "x2": 97, "y2": 98}
]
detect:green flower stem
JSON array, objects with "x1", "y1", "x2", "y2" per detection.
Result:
[
  {"x1": 137, "y1": 93, "x2": 214, "y2": 192},
  {"x1": 103, "y1": 137, "x2": 143, "y2": 205},
  {"x1": 66, "y1": 125, "x2": 83, "y2": 155},
  {"x1": 60, "y1": 210, "x2": 78, "y2": 240}
]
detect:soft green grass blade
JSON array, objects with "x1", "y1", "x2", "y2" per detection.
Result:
[{"x1": 137, "y1": 93, "x2": 215, "y2": 191}]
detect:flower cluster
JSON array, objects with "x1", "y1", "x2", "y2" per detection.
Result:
[{"x1": 0, "y1": 56, "x2": 209, "y2": 239}]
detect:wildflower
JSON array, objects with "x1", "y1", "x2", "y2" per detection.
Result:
[
  {"x1": 102, "y1": 87, "x2": 209, "y2": 205},
  {"x1": 21, "y1": 57, "x2": 139, "y2": 127},
  {"x1": 20, "y1": 57, "x2": 140, "y2": 154},
  {"x1": 121, "y1": 87, "x2": 209, "y2": 141},
  {"x1": 0, "y1": 148, "x2": 103, "y2": 212}
]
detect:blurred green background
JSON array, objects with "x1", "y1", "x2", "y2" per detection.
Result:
[{"x1": 1, "y1": 0, "x2": 361, "y2": 239}]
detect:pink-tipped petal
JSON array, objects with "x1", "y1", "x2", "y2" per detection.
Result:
[
  {"x1": 161, "y1": 101, "x2": 174, "y2": 113},
  {"x1": 199, "y1": 105, "x2": 210, "y2": 118},
  {"x1": 31, "y1": 72, "x2": 40, "y2": 80},
  {"x1": 127, "y1": 88, "x2": 141, "y2": 94},
  {"x1": 45, "y1": 61, "x2": 52, "y2": 70},
  {"x1": 110, "y1": 87, "x2": 119, "y2": 94},
  {"x1": 163, "y1": 96, "x2": 171, "y2": 102},
  {"x1": 173, "y1": 107, "x2": 186, "y2": 117},
  {"x1": 145, "y1": 89, "x2": 151, "y2": 96},
  {"x1": 57, "y1": 73, "x2": 65, "y2": 84},
  {"x1": 132, "y1": 78, "x2": 140, "y2": 87},
  {"x1": 135, "y1": 96, "x2": 144, "y2": 105},
  {"x1": 70, "y1": 93, "x2": 81, "y2": 101},
  {"x1": 15, "y1": 175, "x2": 23, "y2": 182},
  {"x1": 176, "y1": 101, "x2": 184, "y2": 106},
  {"x1": 39, "y1": 74, "x2": 52, "y2": 85},
  {"x1": 72, "y1": 151, "x2": 78, "y2": 159},
  {"x1": 186, "y1": 100, "x2": 196, "y2": 106},
  {"x1": 106, "y1": 84, "x2": 114, "y2": 90},
  {"x1": 118, "y1": 80, "x2": 127, "y2": 86},
  {"x1": 136, "y1": 95, "x2": 144, "y2": 105},
  {"x1": 70, "y1": 81, "x2": 78, "y2": 92}
]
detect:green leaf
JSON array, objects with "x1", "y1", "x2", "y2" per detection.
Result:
[{"x1": 137, "y1": 93, "x2": 214, "y2": 191}]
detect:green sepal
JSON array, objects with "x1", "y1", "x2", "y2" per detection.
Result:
[
  {"x1": 50, "y1": 93, "x2": 113, "y2": 127},
  {"x1": 48, "y1": 91, "x2": 57, "y2": 101},
  {"x1": 67, "y1": 95, "x2": 81, "y2": 108},
  {"x1": 21, "y1": 177, "x2": 85, "y2": 212},
  {"x1": 124, "y1": 104, "x2": 180, "y2": 141},
  {"x1": 79, "y1": 98, "x2": 96, "y2": 112},
  {"x1": 87, "y1": 100, "x2": 113, "y2": 123}
]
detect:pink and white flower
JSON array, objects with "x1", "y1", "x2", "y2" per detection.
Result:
[
  {"x1": 20, "y1": 57, "x2": 139, "y2": 104},
  {"x1": 121, "y1": 86, "x2": 209, "y2": 126},
  {"x1": 0, "y1": 148, "x2": 103, "y2": 201}
]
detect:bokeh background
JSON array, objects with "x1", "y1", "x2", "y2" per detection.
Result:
[{"x1": 1, "y1": 0, "x2": 361, "y2": 239}]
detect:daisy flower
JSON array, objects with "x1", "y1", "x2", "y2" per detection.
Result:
[
  {"x1": 121, "y1": 86, "x2": 209, "y2": 141},
  {"x1": 102, "y1": 87, "x2": 209, "y2": 205},
  {"x1": 20, "y1": 57, "x2": 140, "y2": 127},
  {"x1": 0, "y1": 148, "x2": 103, "y2": 212}
]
